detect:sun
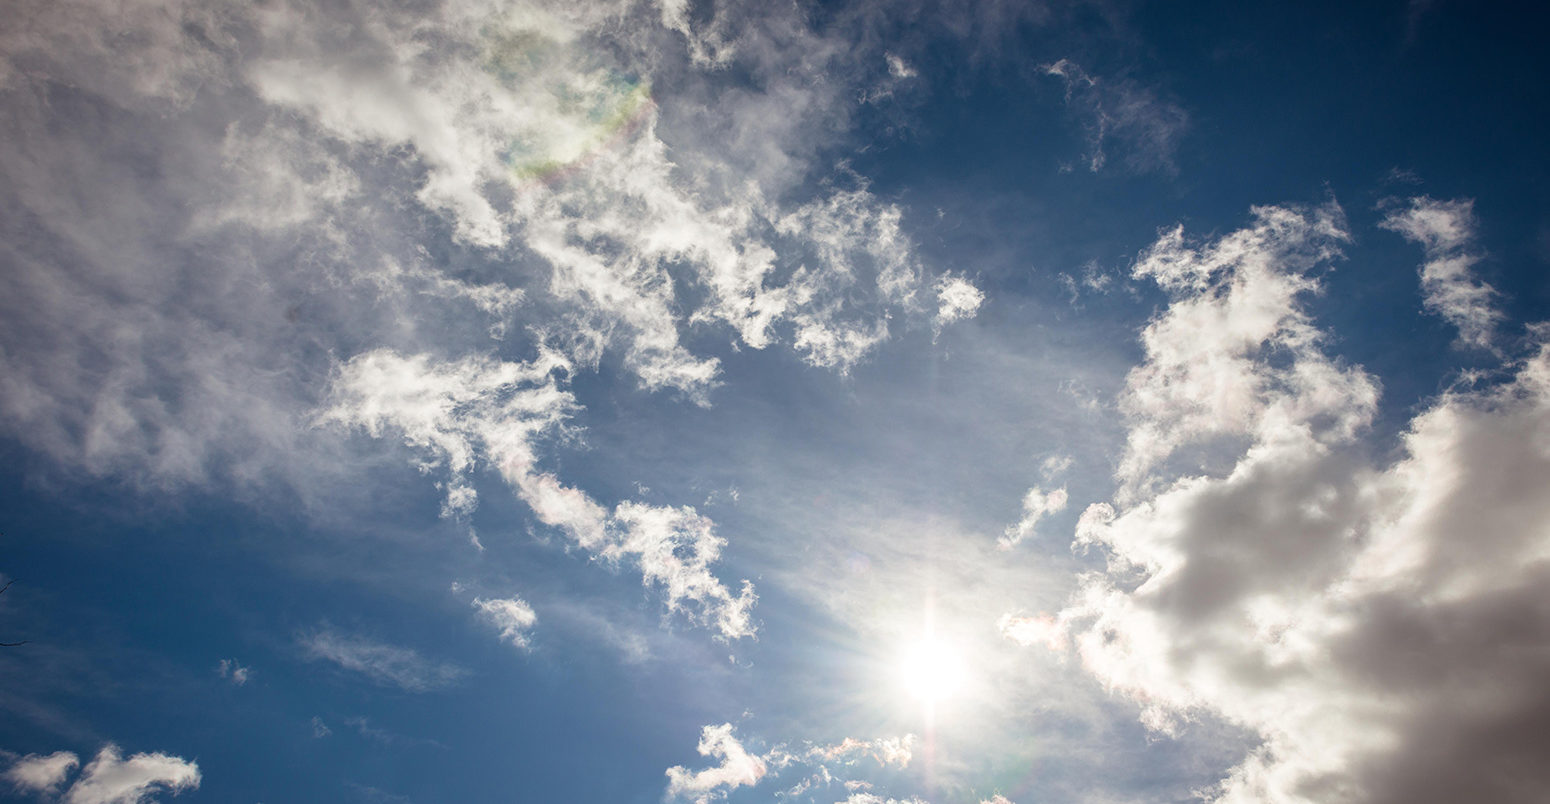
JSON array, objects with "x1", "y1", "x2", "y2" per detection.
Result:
[{"x1": 896, "y1": 636, "x2": 968, "y2": 704}]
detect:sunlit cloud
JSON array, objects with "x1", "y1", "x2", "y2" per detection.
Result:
[
  {"x1": 1020, "y1": 203, "x2": 1550, "y2": 803},
  {"x1": 1, "y1": 0, "x2": 1543, "y2": 802},
  {"x1": 471, "y1": 596, "x2": 539, "y2": 649},
  {"x1": 1381, "y1": 196, "x2": 1501, "y2": 349},
  {"x1": 3, "y1": 745, "x2": 200, "y2": 804}
]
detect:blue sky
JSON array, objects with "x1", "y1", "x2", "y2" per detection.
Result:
[{"x1": 2, "y1": 1, "x2": 1549, "y2": 803}]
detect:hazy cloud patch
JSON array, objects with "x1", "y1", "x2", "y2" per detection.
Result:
[{"x1": 301, "y1": 629, "x2": 468, "y2": 692}]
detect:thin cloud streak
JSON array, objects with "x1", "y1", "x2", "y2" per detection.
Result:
[{"x1": 300, "y1": 629, "x2": 468, "y2": 692}]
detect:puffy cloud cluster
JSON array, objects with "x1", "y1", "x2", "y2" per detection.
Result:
[
  {"x1": 1112, "y1": 201, "x2": 1367, "y2": 497},
  {"x1": 322, "y1": 349, "x2": 756, "y2": 638},
  {"x1": 5, "y1": 745, "x2": 199, "y2": 804},
  {"x1": 664, "y1": 724, "x2": 917, "y2": 803},
  {"x1": 1026, "y1": 201, "x2": 1550, "y2": 803}
]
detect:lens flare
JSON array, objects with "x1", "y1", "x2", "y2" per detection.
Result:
[
  {"x1": 897, "y1": 636, "x2": 967, "y2": 704},
  {"x1": 482, "y1": 28, "x2": 655, "y2": 187}
]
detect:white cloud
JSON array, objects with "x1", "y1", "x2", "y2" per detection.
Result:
[
  {"x1": 664, "y1": 723, "x2": 767, "y2": 804},
  {"x1": 1021, "y1": 204, "x2": 1550, "y2": 803},
  {"x1": 998, "y1": 612, "x2": 1067, "y2": 651},
  {"x1": 318, "y1": 348, "x2": 578, "y2": 525},
  {"x1": 1114, "y1": 201, "x2": 1368, "y2": 499},
  {"x1": 664, "y1": 726, "x2": 917, "y2": 803},
  {"x1": 840, "y1": 794, "x2": 928, "y2": 804},
  {"x1": 804, "y1": 735, "x2": 916, "y2": 768},
  {"x1": 216, "y1": 658, "x2": 250, "y2": 685},
  {"x1": 300, "y1": 629, "x2": 467, "y2": 691},
  {"x1": 999, "y1": 485, "x2": 1069, "y2": 549},
  {"x1": 311, "y1": 717, "x2": 332, "y2": 739},
  {"x1": 472, "y1": 596, "x2": 538, "y2": 649},
  {"x1": 609, "y1": 503, "x2": 757, "y2": 639},
  {"x1": 191, "y1": 121, "x2": 360, "y2": 234},
  {"x1": 935, "y1": 275, "x2": 986, "y2": 334},
  {"x1": 5, "y1": 751, "x2": 79, "y2": 795},
  {"x1": 241, "y1": 0, "x2": 968, "y2": 395},
  {"x1": 321, "y1": 349, "x2": 756, "y2": 639},
  {"x1": 61, "y1": 745, "x2": 199, "y2": 804},
  {"x1": 1381, "y1": 196, "x2": 1501, "y2": 349},
  {"x1": 0, "y1": 0, "x2": 981, "y2": 496}
]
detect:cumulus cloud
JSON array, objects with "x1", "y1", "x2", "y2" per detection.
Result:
[
  {"x1": 663, "y1": 726, "x2": 917, "y2": 803},
  {"x1": 1381, "y1": 196, "x2": 1501, "y2": 349},
  {"x1": 664, "y1": 723, "x2": 767, "y2": 804},
  {"x1": 1113, "y1": 201, "x2": 1365, "y2": 498},
  {"x1": 935, "y1": 275, "x2": 985, "y2": 334},
  {"x1": 1018, "y1": 203, "x2": 1550, "y2": 803},
  {"x1": 5, "y1": 751, "x2": 79, "y2": 795},
  {"x1": 472, "y1": 596, "x2": 538, "y2": 649},
  {"x1": 1043, "y1": 59, "x2": 1189, "y2": 174},
  {"x1": 33, "y1": 745, "x2": 200, "y2": 804},
  {"x1": 300, "y1": 629, "x2": 467, "y2": 692},
  {"x1": 5, "y1": 746, "x2": 199, "y2": 804},
  {"x1": 322, "y1": 349, "x2": 756, "y2": 638}
]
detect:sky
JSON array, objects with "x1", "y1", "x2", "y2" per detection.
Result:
[{"x1": 1, "y1": 1, "x2": 1548, "y2": 803}]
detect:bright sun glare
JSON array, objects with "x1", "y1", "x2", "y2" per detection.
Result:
[{"x1": 896, "y1": 637, "x2": 968, "y2": 704}]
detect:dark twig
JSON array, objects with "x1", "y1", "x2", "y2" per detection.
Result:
[{"x1": 0, "y1": 579, "x2": 24, "y2": 646}]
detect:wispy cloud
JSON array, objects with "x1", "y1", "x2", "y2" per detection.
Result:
[
  {"x1": 999, "y1": 485, "x2": 1069, "y2": 549},
  {"x1": 472, "y1": 596, "x2": 538, "y2": 649},
  {"x1": 1381, "y1": 195, "x2": 1502, "y2": 349},
  {"x1": 0, "y1": 0, "x2": 981, "y2": 496},
  {"x1": 300, "y1": 629, "x2": 467, "y2": 692},
  {"x1": 216, "y1": 658, "x2": 250, "y2": 686},
  {"x1": 1044, "y1": 59, "x2": 1189, "y2": 175},
  {"x1": 322, "y1": 350, "x2": 757, "y2": 639},
  {"x1": 5, "y1": 750, "x2": 78, "y2": 795}
]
